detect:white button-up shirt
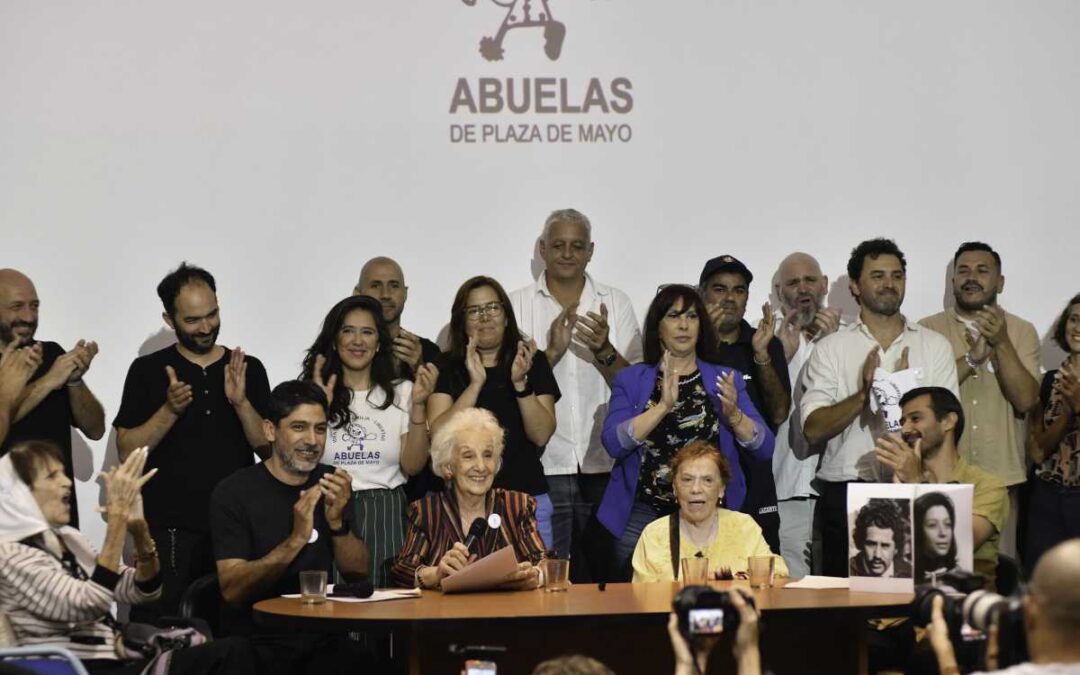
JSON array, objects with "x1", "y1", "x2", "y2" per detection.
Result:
[
  {"x1": 799, "y1": 317, "x2": 959, "y2": 482},
  {"x1": 510, "y1": 273, "x2": 643, "y2": 475},
  {"x1": 771, "y1": 311, "x2": 849, "y2": 501}
]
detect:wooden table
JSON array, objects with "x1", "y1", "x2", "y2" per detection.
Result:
[{"x1": 255, "y1": 581, "x2": 912, "y2": 674}]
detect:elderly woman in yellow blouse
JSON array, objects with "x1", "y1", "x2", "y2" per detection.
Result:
[{"x1": 632, "y1": 440, "x2": 787, "y2": 582}]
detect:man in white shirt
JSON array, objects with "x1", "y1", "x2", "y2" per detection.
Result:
[
  {"x1": 509, "y1": 209, "x2": 642, "y2": 582},
  {"x1": 770, "y1": 252, "x2": 843, "y2": 576},
  {"x1": 800, "y1": 238, "x2": 958, "y2": 577}
]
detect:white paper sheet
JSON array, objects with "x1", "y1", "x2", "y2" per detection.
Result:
[
  {"x1": 440, "y1": 546, "x2": 520, "y2": 594},
  {"x1": 782, "y1": 575, "x2": 850, "y2": 590},
  {"x1": 280, "y1": 586, "x2": 422, "y2": 603}
]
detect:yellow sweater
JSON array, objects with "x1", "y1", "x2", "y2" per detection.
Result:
[{"x1": 631, "y1": 509, "x2": 788, "y2": 583}]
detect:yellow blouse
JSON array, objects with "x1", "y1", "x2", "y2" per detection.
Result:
[{"x1": 631, "y1": 509, "x2": 788, "y2": 583}]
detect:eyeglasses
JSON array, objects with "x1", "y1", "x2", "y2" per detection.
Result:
[{"x1": 465, "y1": 302, "x2": 504, "y2": 321}]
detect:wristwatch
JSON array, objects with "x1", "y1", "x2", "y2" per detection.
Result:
[
  {"x1": 597, "y1": 348, "x2": 617, "y2": 367},
  {"x1": 327, "y1": 521, "x2": 350, "y2": 537}
]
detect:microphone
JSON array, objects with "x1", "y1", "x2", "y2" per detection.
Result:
[
  {"x1": 330, "y1": 580, "x2": 374, "y2": 598},
  {"x1": 463, "y1": 514, "x2": 504, "y2": 553},
  {"x1": 463, "y1": 517, "x2": 488, "y2": 553}
]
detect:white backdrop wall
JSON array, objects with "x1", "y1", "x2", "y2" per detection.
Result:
[{"x1": 3, "y1": 0, "x2": 1078, "y2": 544}]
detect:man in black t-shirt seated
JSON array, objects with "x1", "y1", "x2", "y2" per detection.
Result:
[{"x1": 210, "y1": 380, "x2": 371, "y2": 675}]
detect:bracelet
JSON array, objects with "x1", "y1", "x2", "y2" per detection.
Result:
[
  {"x1": 729, "y1": 408, "x2": 745, "y2": 427},
  {"x1": 134, "y1": 544, "x2": 158, "y2": 564},
  {"x1": 66, "y1": 378, "x2": 84, "y2": 387},
  {"x1": 964, "y1": 351, "x2": 981, "y2": 371},
  {"x1": 753, "y1": 353, "x2": 771, "y2": 366},
  {"x1": 514, "y1": 384, "x2": 534, "y2": 398}
]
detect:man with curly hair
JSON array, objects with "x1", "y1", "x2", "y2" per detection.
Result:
[{"x1": 850, "y1": 499, "x2": 912, "y2": 578}]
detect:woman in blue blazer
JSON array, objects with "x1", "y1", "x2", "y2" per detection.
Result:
[{"x1": 597, "y1": 284, "x2": 774, "y2": 580}]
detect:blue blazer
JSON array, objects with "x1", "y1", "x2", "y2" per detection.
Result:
[{"x1": 597, "y1": 360, "x2": 775, "y2": 538}]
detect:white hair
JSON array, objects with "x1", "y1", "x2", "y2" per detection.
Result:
[
  {"x1": 430, "y1": 408, "x2": 505, "y2": 479},
  {"x1": 541, "y1": 209, "x2": 592, "y2": 242}
]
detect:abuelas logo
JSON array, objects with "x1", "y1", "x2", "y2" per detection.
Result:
[
  {"x1": 461, "y1": 0, "x2": 566, "y2": 62},
  {"x1": 331, "y1": 418, "x2": 385, "y2": 464},
  {"x1": 450, "y1": 0, "x2": 634, "y2": 145}
]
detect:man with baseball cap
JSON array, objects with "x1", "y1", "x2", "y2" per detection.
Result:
[{"x1": 699, "y1": 255, "x2": 790, "y2": 552}]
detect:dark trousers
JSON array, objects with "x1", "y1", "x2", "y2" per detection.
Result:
[
  {"x1": 130, "y1": 527, "x2": 215, "y2": 623},
  {"x1": 547, "y1": 472, "x2": 610, "y2": 583},
  {"x1": 83, "y1": 637, "x2": 256, "y2": 675},
  {"x1": 612, "y1": 502, "x2": 669, "y2": 582},
  {"x1": 250, "y1": 632, "x2": 376, "y2": 675},
  {"x1": 1025, "y1": 478, "x2": 1080, "y2": 576},
  {"x1": 815, "y1": 479, "x2": 858, "y2": 578}
]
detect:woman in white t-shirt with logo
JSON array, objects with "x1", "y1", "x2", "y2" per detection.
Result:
[{"x1": 301, "y1": 295, "x2": 437, "y2": 587}]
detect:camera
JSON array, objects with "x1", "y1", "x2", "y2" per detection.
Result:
[
  {"x1": 911, "y1": 570, "x2": 1028, "y2": 669},
  {"x1": 673, "y1": 585, "x2": 754, "y2": 639}
]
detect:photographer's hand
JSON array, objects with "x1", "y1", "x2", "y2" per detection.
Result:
[
  {"x1": 667, "y1": 613, "x2": 722, "y2": 675},
  {"x1": 928, "y1": 595, "x2": 960, "y2": 675},
  {"x1": 729, "y1": 587, "x2": 762, "y2": 675},
  {"x1": 985, "y1": 615, "x2": 1000, "y2": 672}
]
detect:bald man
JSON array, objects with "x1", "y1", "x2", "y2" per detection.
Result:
[
  {"x1": 354, "y1": 257, "x2": 442, "y2": 502},
  {"x1": 770, "y1": 253, "x2": 844, "y2": 576},
  {"x1": 353, "y1": 257, "x2": 440, "y2": 381},
  {"x1": 0, "y1": 269, "x2": 106, "y2": 527},
  {"x1": 931, "y1": 538, "x2": 1080, "y2": 674}
]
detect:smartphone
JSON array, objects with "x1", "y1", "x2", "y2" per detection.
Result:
[{"x1": 465, "y1": 659, "x2": 498, "y2": 675}]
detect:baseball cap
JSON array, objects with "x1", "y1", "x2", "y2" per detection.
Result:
[{"x1": 698, "y1": 255, "x2": 753, "y2": 287}]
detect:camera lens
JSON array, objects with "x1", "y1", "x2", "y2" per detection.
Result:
[{"x1": 962, "y1": 590, "x2": 1007, "y2": 632}]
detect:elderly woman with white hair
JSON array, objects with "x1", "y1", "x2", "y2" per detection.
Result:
[{"x1": 391, "y1": 408, "x2": 546, "y2": 590}]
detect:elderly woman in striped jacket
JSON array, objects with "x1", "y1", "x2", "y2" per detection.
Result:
[
  {"x1": 0, "y1": 440, "x2": 252, "y2": 674},
  {"x1": 391, "y1": 408, "x2": 547, "y2": 590}
]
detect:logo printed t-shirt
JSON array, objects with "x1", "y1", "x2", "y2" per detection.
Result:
[{"x1": 322, "y1": 380, "x2": 412, "y2": 491}]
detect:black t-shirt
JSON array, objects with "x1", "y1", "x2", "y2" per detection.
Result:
[
  {"x1": 112, "y1": 345, "x2": 271, "y2": 532},
  {"x1": 434, "y1": 351, "x2": 561, "y2": 496},
  {"x1": 1, "y1": 341, "x2": 79, "y2": 527},
  {"x1": 210, "y1": 462, "x2": 345, "y2": 635},
  {"x1": 400, "y1": 336, "x2": 447, "y2": 501},
  {"x1": 396, "y1": 336, "x2": 442, "y2": 382},
  {"x1": 714, "y1": 320, "x2": 790, "y2": 554}
]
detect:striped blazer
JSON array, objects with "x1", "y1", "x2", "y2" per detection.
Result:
[
  {"x1": 391, "y1": 488, "x2": 546, "y2": 588},
  {"x1": 0, "y1": 532, "x2": 159, "y2": 662}
]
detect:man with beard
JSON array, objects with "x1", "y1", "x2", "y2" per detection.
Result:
[
  {"x1": 919, "y1": 242, "x2": 1039, "y2": 558},
  {"x1": 354, "y1": 256, "x2": 441, "y2": 381},
  {"x1": 699, "y1": 255, "x2": 790, "y2": 553},
  {"x1": 770, "y1": 252, "x2": 844, "y2": 576},
  {"x1": 211, "y1": 380, "x2": 370, "y2": 674},
  {"x1": 876, "y1": 387, "x2": 1008, "y2": 588},
  {"x1": 354, "y1": 256, "x2": 443, "y2": 502},
  {"x1": 510, "y1": 208, "x2": 642, "y2": 582},
  {"x1": 801, "y1": 238, "x2": 958, "y2": 576},
  {"x1": 849, "y1": 499, "x2": 911, "y2": 578},
  {"x1": 113, "y1": 262, "x2": 272, "y2": 619},
  {"x1": 0, "y1": 269, "x2": 105, "y2": 527}
]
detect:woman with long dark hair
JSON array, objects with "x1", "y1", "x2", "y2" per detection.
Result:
[
  {"x1": 427, "y1": 276, "x2": 560, "y2": 548},
  {"x1": 1027, "y1": 293, "x2": 1080, "y2": 574},
  {"x1": 301, "y1": 295, "x2": 437, "y2": 587},
  {"x1": 914, "y1": 491, "x2": 958, "y2": 585},
  {"x1": 597, "y1": 284, "x2": 773, "y2": 580}
]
